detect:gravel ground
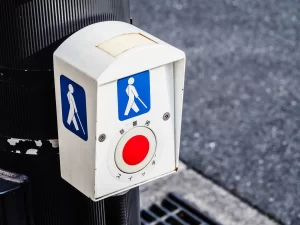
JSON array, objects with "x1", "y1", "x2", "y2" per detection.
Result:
[{"x1": 130, "y1": 1, "x2": 300, "y2": 224}]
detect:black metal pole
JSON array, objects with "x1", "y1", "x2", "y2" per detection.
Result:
[
  {"x1": 105, "y1": 188, "x2": 141, "y2": 225},
  {"x1": 0, "y1": 1, "x2": 138, "y2": 225}
]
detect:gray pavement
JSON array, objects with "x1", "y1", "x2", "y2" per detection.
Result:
[{"x1": 131, "y1": 1, "x2": 300, "y2": 224}]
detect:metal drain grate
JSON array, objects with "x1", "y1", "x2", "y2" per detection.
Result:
[{"x1": 141, "y1": 193, "x2": 222, "y2": 225}]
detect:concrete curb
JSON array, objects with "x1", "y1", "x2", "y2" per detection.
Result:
[{"x1": 140, "y1": 161, "x2": 279, "y2": 225}]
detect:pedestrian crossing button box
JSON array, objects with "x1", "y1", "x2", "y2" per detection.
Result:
[{"x1": 53, "y1": 21, "x2": 186, "y2": 201}]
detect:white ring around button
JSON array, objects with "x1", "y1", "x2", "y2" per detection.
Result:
[
  {"x1": 115, "y1": 127, "x2": 156, "y2": 174},
  {"x1": 107, "y1": 121, "x2": 164, "y2": 183}
]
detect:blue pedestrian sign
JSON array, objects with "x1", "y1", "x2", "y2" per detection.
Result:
[
  {"x1": 117, "y1": 71, "x2": 151, "y2": 121},
  {"x1": 60, "y1": 75, "x2": 88, "y2": 141}
]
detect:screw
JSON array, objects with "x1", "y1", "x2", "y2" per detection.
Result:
[
  {"x1": 163, "y1": 112, "x2": 170, "y2": 121},
  {"x1": 98, "y1": 134, "x2": 106, "y2": 142}
]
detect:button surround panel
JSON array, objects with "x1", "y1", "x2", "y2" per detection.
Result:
[
  {"x1": 115, "y1": 126, "x2": 156, "y2": 173},
  {"x1": 107, "y1": 119, "x2": 163, "y2": 182}
]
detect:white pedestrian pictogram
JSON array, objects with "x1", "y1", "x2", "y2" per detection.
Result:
[
  {"x1": 67, "y1": 84, "x2": 85, "y2": 134},
  {"x1": 124, "y1": 77, "x2": 147, "y2": 116}
]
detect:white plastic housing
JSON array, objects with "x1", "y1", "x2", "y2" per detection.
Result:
[{"x1": 54, "y1": 21, "x2": 186, "y2": 201}]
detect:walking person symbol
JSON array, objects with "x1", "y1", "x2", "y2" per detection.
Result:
[
  {"x1": 117, "y1": 70, "x2": 151, "y2": 121},
  {"x1": 67, "y1": 84, "x2": 85, "y2": 134},
  {"x1": 124, "y1": 77, "x2": 147, "y2": 116}
]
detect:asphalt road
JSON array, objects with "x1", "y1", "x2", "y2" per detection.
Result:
[{"x1": 130, "y1": 1, "x2": 300, "y2": 225}]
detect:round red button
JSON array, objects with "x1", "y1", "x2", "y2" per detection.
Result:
[{"x1": 122, "y1": 135, "x2": 149, "y2": 166}]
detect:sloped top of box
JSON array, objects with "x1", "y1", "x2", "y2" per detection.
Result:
[{"x1": 54, "y1": 21, "x2": 185, "y2": 85}]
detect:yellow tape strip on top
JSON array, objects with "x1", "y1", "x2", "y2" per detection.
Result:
[{"x1": 97, "y1": 33, "x2": 157, "y2": 57}]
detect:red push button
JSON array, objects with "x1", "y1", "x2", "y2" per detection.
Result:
[
  {"x1": 122, "y1": 135, "x2": 149, "y2": 165},
  {"x1": 115, "y1": 126, "x2": 156, "y2": 174}
]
